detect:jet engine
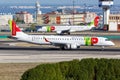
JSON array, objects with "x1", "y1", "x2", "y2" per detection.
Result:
[{"x1": 66, "y1": 44, "x2": 79, "y2": 49}]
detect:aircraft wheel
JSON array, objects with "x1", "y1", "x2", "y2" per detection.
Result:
[
  {"x1": 68, "y1": 32, "x2": 70, "y2": 35},
  {"x1": 101, "y1": 46, "x2": 105, "y2": 51},
  {"x1": 60, "y1": 46, "x2": 65, "y2": 50}
]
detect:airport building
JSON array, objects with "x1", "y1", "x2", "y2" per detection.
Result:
[
  {"x1": 15, "y1": 11, "x2": 33, "y2": 24},
  {"x1": 36, "y1": 12, "x2": 97, "y2": 25},
  {"x1": 35, "y1": 1, "x2": 97, "y2": 25},
  {"x1": 108, "y1": 14, "x2": 120, "y2": 31},
  {"x1": 0, "y1": 14, "x2": 13, "y2": 31},
  {"x1": 0, "y1": 14, "x2": 13, "y2": 25}
]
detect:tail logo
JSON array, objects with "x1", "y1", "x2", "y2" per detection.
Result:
[
  {"x1": 8, "y1": 20, "x2": 21, "y2": 36},
  {"x1": 94, "y1": 16, "x2": 100, "y2": 27}
]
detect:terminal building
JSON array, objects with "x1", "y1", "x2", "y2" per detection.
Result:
[
  {"x1": 0, "y1": 15, "x2": 13, "y2": 25},
  {"x1": 15, "y1": 11, "x2": 33, "y2": 24},
  {"x1": 0, "y1": 14, "x2": 13, "y2": 31},
  {"x1": 36, "y1": 12, "x2": 97, "y2": 25},
  {"x1": 35, "y1": 1, "x2": 97, "y2": 25},
  {"x1": 109, "y1": 14, "x2": 120, "y2": 31}
]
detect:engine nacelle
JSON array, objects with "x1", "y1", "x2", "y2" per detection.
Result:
[
  {"x1": 66, "y1": 44, "x2": 71, "y2": 49},
  {"x1": 56, "y1": 31, "x2": 62, "y2": 34},
  {"x1": 66, "y1": 44, "x2": 78, "y2": 49},
  {"x1": 71, "y1": 44, "x2": 78, "y2": 49}
]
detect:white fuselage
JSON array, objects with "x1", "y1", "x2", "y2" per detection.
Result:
[
  {"x1": 38, "y1": 25, "x2": 93, "y2": 34},
  {"x1": 15, "y1": 32, "x2": 114, "y2": 49}
]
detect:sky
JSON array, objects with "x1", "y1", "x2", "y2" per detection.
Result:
[{"x1": 0, "y1": 0, "x2": 119, "y2": 5}]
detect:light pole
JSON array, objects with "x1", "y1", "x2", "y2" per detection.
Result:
[{"x1": 72, "y1": 0, "x2": 75, "y2": 25}]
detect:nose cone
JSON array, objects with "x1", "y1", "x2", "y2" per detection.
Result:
[
  {"x1": 37, "y1": 28, "x2": 42, "y2": 31},
  {"x1": 37, "y1": 26, "x2": 46, "y2": 32},
  {"x1": 36, "y1": 26, "x2": 42, "y2": 31},
  {"x1": 109, "y1": 41, "x2": 115, "y2": 46}
]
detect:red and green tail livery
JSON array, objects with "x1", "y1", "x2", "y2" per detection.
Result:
[{"x1": 9, "y1": 20, "x2": 21, "y2": 36}]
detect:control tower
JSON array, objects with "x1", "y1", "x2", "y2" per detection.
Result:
[
  {"x1": 99, "y1": 0, "x2": 113, "y2": 25},
  {"x1": 36, "y1": 1, "x2": 42, "y2": 15},
  {"x1": 35, "y1": 1, "x2": 42, "y2": 23}
]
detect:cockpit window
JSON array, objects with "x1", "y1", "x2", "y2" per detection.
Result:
[
  {"x1": 35, "y1": 26, "x2": 42, "y2": 29},
  {"x1": 105, "y1": 38, "x2": 110, "y2": 41}
]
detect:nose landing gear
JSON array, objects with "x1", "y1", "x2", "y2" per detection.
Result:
[{"x1": 101, "y1": 46, "x2": 105, "y2": 51}]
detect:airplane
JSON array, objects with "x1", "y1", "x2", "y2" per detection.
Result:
[
  {"x1": 37, "y1": 16, "x2": 100, "y2": 35},
  {"x1": 8, "y1": 20, "x2": 115, "y2": 50}
]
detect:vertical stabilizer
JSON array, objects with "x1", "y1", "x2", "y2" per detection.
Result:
[
  {"x1": 8, "y1": 20, "x2": 28, "y2": 38},
  {"x1": 94, "y1": 16, "x2": 100, "y2": 27},
  {"x1": 9, "y1": 20, "x2": 21, "y2": 36},
  {"x1": 89, "y1": 16, "x2": 100, "y2": 27}
]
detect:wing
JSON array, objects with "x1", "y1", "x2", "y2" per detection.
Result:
[
  {"x1": 43, "y1": 37, "x2": 81, "y2": 49},
  {"x1": 56, "y1": 30, "x2": 70, "y2": 34},
  {"x1": 43, "y1": 37, "x2": 69, "y2": 46}
]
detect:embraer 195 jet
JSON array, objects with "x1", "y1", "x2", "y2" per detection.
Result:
[
  {"x1": 37, "y1": 16, "x2": 100, "y2": 35},
  {"x1": 9, "y1": 20, "x2": 114, "y2": 50}
]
